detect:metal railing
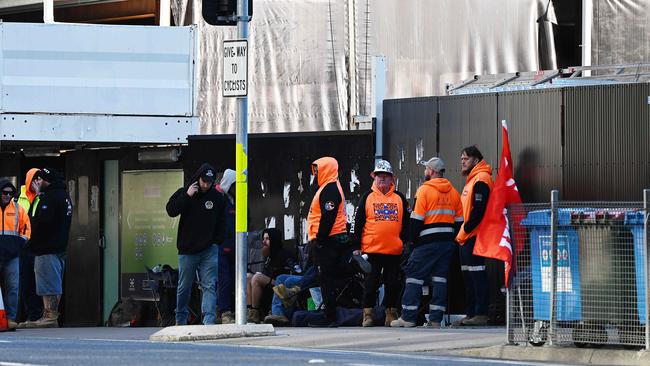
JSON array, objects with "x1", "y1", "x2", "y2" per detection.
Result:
[{"x1": 507, "y1": 189, "x2": 650, "y2": 349}]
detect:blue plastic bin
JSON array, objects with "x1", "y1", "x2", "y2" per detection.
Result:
[
  {"x1": 522, "y1": 209, "x2": 582, "y2": 322},
  {"x1": 624, "y1": 211, "x2": 647, "y2": 325}
]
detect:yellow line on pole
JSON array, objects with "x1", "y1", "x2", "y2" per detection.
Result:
[{"x1": 235, "y1": 142, "x2": 248, "y2": 233}]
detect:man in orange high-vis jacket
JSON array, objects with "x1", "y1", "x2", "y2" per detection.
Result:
[
  {"x1": 390, "y1": 157, "x2": 463, "y2": 328},
  {"x1": 307, "y1": 156, "x2": 349, "y2": 327},
  {"x1": 352, "y1": 160, "x2": 408, "y2": 327},
  {"x1": 0, "y1": 179, "x2": 31, "y2": 330},
  {"x1": 455, "y1": 145, "x2": 494, "y2": 326}
]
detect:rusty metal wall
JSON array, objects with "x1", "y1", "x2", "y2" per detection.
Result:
[
  {"x1": 438, "y1": 93, "x2": 499, "y2": 191},
  {"x1": 383, "y1": 97, "x2": 437, "y2": 202},
  {"x1": 563, "y1": 83, "x2": 650, "y2": 201},
  {"x1": 498, "y1": 89, "x2": 563, "y2": 203}
]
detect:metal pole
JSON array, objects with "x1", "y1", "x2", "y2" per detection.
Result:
[
  {"x1": 373, "y1": 56, "x2": 386, "y2": 161},
  {"x1": 234, "y1": 0, "x2": 249, "y2": 326},
  {"x1": 506, "y1": 288, "x2": 511, "y2": 344},
  {"x1": 549, "y1": 190, "x2": 559, "y2": 346},
  {"x1": 43, "y1": 0, "x2": 54, "y2": 23},
  {"x1": 159, "y1": 0, "x2": 171, "y2": 26},
  {"x1": 581, "y1": 0, "x2": 593, "y2": 77},
  {"x1": 643, "y1": 189, "x2": 650, "y2": 351}
]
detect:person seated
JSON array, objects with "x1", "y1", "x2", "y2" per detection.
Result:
[
  {"x1": 246, "y1": 228, "x2": 296, "y2": 323},
  {"x1": 263, "y1": 265, "x2": 318, "y2": 326}
]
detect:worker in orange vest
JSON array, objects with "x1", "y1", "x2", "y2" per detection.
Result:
[
  {"x1": 391, "y1": 157, "x2": 463, "y2": 328},
  {"x1": 455, "y1": 145, "x2": 494, "y2": 326},
  {"x1": 306, "y1": 157, "x2": 349, "y2": 327},
  {"x1": 0, "y1": 179, "x2": 31, "y2": 330},
  {"x1": 352, "y1": 160, "x2": 408, "y2": 327}
]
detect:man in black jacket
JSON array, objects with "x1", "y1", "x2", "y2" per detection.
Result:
[
  {"x1": 24, "y1": 168, "x2": 72, "y2": 328},
  {"x1": 166, "y1": 163, "x2": 225, "y2": 325}
]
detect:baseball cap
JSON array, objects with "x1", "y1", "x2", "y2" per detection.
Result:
[
  {"x1": 201, "y1": 168, "x2": 216, "y2": 183},
  {"x1": 371, "y1": 159, "x2": 394, "y2": 178},
  {"x1": 38, "y1": 167, "x2": 61, "y2": 182},
  {"x1": 419, "y1": 157, "x2": 445, "y2": 173}
]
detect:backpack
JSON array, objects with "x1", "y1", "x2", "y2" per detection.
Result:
[{"x1": 107, "y1": 297, "x2": 143, "y2": 327}]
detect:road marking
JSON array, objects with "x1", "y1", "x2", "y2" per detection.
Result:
[
  {"x1": 308, "y1": 360, "x2": 326, "y2": 364},
  {"x1": 0, "y1": 362, "x2": 47, "y2": 366},
  {"x1": 0, "y1": 340, "x2": 12, "y2": 343}
]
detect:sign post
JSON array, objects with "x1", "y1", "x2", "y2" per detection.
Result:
[{"x1": 221, "y1": 0, "x2": 250, "y2": 326}]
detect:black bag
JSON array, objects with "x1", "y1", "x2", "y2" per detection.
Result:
[
  {"x1": 291, "y1": 307, "x2": 363, "y2": 327},
  {"x1": 107, "y1": 297, "x2": 143, "y2": 327}
]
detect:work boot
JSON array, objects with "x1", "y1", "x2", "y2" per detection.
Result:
[
  {"x1": 461, "y1": 315, "x2": 489, "y2": 326},
  {"x1": 451, "y1": 316, "x2": 471, "y2": 327},
  {"x1": 362, "y1": 308, "x2": 373, "y2": 327},
  {"x1": 273, "y1": 284, "x2": 301, "y2": 308},
  {"x1": 17, "y1": 320, "x2": 37, "y2": 329},
  {"x1": 247, "y1": 308, "x2": 260, "y2": 324},
  {"x1": 384, "y1": 307, "x2": 398, "y2": 327},
  {"x1": 7, "y1": 319, "x2": 17, "y2": 331},
  {"x1": 390, "y1": 317, "x2": 415, "y2": 328},
  {"x1": 422, "y1": 321, "x2": 441, "y2": 329},
  {"x1": 263, "y1": 314, "x2": 289, "y2": 326},
  {"x1": 28, "y1": 309, "x2": 59, "y2": 328},
  {"x1": 221, "y1": 311, "x2": 235, "y2": 324}
]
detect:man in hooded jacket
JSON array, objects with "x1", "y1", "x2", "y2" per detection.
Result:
[
  {"x1": 166, "y1": 163, "x2": 225, "y2": 325},
  {"x1": 24, "y1": 168, "x2": 72, "y2": 328},
  {"x1": 455, "y1": 145, "x2": 494, "y2": 326},
  {"x1": 17, "y1": 168, "x2": 43, "y2": 324},
  {"x1": 0, "y1": 178, "x2": 31, "y2": 330},
  {"x1": 306, "y1": 156, "x2": 350, "y2": 327}
]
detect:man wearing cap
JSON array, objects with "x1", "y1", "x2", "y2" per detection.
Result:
[
  {"x1": 455, "y1": 145, "x2": 493, "y2": 326},
  {"x1": 24, "y1": 168, "x2": 72, "y2": 328},
  {"x1": 352, "y1": 159, "x2": 408, "y2": 327},
  {"x1": 0, "y1": 178, "x2": 31, "y2": 330},
  {"x1": 391, "y1": 157, "x2": 463, "y2": 328},
  {"x1": 166, "y1": 163, "x2": 226, "y2": 325}
]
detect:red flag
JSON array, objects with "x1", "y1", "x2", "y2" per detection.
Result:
[{"x1": 473, "y1": 120, "x2": 523, "y2": 288}]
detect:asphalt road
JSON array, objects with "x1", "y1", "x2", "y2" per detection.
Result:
[{"x1": 0, "y1": 334, "x2": 573, "y2": 366}]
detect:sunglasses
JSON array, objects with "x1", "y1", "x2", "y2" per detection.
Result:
[{"x1": 1, "y1": 190, "x2": 14, "y2": 196}]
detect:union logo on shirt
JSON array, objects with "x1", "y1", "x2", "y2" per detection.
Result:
[{"x1": 373, "y1": 202, "x2": 398, "y2": 222}]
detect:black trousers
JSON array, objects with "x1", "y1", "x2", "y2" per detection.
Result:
[
  {"x1": 362, "y1": 253, "x2": 401, "y2": 308},
  {"x1": 312, "y1": 235, "x2": 353, "y2": 321}
]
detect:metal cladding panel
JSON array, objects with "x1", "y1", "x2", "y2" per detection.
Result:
[
  {"x1": 0, "y1": 22, "x2": 196, "y2": 116},
  {"x1": 438, "y1": 94, "x2": 498, "y2": 192},
  {"x1": 564, "y1": 83, "x2": 650, "y2": 201},
  {"x1": 383, "y1": 97, "x2": 437, "y2": 202},
  {"x1": 184, "y1": 132, "x2": 375, "y2": 248},
  {"x1": 497, "y1": 89, "x2": 563, "y2": 203}
]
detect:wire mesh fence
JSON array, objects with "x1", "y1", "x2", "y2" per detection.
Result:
[{"x1": 507, "y1": 198, "x2": 648, "y2": 349}]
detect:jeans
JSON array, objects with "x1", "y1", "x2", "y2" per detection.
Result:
[
  {"x1": 217, "y1": 251, "x2": 235, "y2": 313},
  {"x1": 459, "y1": 236, "x2": 489, "y2": 317},
  {"x1": 271, "y1": 266, "x2": 318, "y2": 318},
  {"x1": 400, "y1": 240, "x2": 454, "y2": 324},
  {"x1": 362, "y1": 253, "x2": 401, "y2": 308},
  {"x1": 176, "y1": 244, "x2": 219, "y2": 325},
  {"x1": 19, "y1": 252, "x2": 42, "y2": 321},
  {"x1": 34, "y1": 253, "x2": 65, "y2": 296},
  {"x1": 0, "y1": 256, "x2": 20, "y2": 320}
]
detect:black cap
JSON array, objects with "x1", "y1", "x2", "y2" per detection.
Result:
[
  {"x1": 200, "y1": 168, "x2": 216, "y2": 183},
  {"x1": 39, "y1": 167, "x2": 61, "y2": 182}
]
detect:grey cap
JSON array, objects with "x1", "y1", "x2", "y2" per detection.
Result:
[
  {"x1": 420, "y1": 156, "x2": 445, "y2": 173},
  {"x1": 371, "y1": 159, "x2": 394, "y2": 177}
]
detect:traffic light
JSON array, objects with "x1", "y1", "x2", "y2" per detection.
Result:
[{"x1": 202, "y1": 0, "x2": 253, "y2": 26}]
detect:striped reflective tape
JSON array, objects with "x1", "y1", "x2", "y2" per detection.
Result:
[
  {"x1": 461, "y1": 265, "x2": 486, "y2": 272},
  {"x1": 425, "y1": 209, "x2": 455, "y2": 217},
  {"x1": 419, "y1": 227, "x2": 454, "y2": 236},
  {"x1": 402, "y1": 305, "x2": 418, "y2": 310},
  {"x1": 405, "y1": 278, "x2": 424, "y2": 285},
  {"x1": 455, "y1": 216, "x2": 464, "y2": 222},
  {"x1": 410, "y1": 212, "x2": 424, "y2": 220},
  {"x1": 432, "y1": 276, "x2": 447, "y2": 283},
  {"x1": 429, "y1": 304, "x2": 446, "y2": 311}
]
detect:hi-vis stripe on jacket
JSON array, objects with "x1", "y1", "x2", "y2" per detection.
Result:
[
  {"x1": 1, "y1": 199, "x2": 31, "y2": 258},
  {"x1": 410, "y1": 178, "x2": 463, "y2": 245}
]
